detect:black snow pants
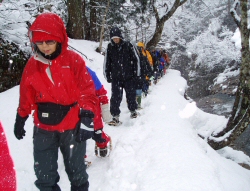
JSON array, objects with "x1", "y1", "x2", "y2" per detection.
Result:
[
  {"x1": 110, "y1": 78, "x2": 137, "y2": 116},
  {"x1": 33, "y1": 126, "x2": 88, "y2": 191}
]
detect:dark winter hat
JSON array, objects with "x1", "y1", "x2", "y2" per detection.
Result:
[
  {"x1": 110, "y1": 26, "x2": 123, "y2": 40},
  {"x1": 32, "y1": 31, "x2": 62, "y2": 43}
]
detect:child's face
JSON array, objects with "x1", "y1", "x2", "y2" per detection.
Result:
[{"x1": 36, "y1": 40, "x2": 57, "y2": 55}]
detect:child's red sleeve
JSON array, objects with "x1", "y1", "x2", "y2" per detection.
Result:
[{"x1": 96, "y1": 85, "x2": 109, "y2": 105}]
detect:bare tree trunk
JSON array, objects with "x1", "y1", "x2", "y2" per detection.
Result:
[
  {"x1": 89, "y1": 0, "x2": 97, "y2": 41},
  {"x1": 227, "y1": 0, "x2": 231, "y2": 14},
  {"x1": 136, "y1": 27, "x2": 138, "y2": 42},
  {"x1": 146, "y1": 19, "x2": 165, "y2": 48},
  {"x1": 97, "y1": 0, "x2": 110, "y2": 53},
  {"x1": 207, "y1": 0, "x2": 250, "y2": 150},
  {"x1": 66, "y1": 0, "x2": 83, "y2": 39},
  {"x1": 146, "y1": 0, "x2": 188, "y2": 49},
  {"x1": 83, "y1": 0, "x2": 90, "y2": 40}
]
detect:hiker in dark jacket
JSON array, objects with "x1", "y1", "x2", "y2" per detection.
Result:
[{"x1": 103, "y1": 26, "x2": 140, "y2": 126}]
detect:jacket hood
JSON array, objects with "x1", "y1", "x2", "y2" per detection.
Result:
[
  {"x1": 29, "y1": 13, "x2": 68, "y2": 52},
  {"x1": 110, "y1": 27, "x2": 123, "y2": 40}
]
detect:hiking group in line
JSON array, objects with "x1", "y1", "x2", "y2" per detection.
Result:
[
  {"x1": 12, "y1": 12, "x2": 170, "y2": 191},
  {"x1": 103, "y1": 26, "x2": 171, "y2": 126}
]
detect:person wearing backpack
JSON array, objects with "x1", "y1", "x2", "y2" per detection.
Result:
[
  {"x1": 148, "y1": 46, "x2": 161, "y2": 84},
  {"x1": 135, "y1": 45, "x2": 154, "y2": 108},
  {"x1": 162, "y1": 49, "x2": 171, "y2": 74},
  {"x1": 137, "y1": 42, "x2": 154, "y2": 95},
  {"x1": 103, "y1": 26, "x2": 140, "y2": 126},
  {"x1": 137, "y1": 42, "x2": 153, "y2": 68}
]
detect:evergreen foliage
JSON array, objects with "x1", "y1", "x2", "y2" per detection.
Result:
[{"x1": 0, "y1": 38, "x2": 29, "y2": 92}]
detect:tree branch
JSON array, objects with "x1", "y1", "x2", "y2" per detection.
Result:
[
  {"x1": 152, "y1": 3, "x2": 160, "y2": 22},
  {"x1": 161, "y1": 0, "x2": 188, "y2": 23},
  {"x1": 230, "y1": 0, "x2": 240, "y2": 28}
]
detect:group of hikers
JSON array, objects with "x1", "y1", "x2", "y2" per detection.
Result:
[
  {"x1": 11, "y1": 12, "x2": 170, "y2": 191},
  {"x1": 104, "y1": 26, "x2": 171, "y2": 126},
  {"x1": 136, "y1": 41, "x2": 171, "y2": 104}
]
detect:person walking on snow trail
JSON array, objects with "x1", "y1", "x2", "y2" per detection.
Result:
[
  {"x1": 13, "y1": 12, "x2": 98, "y2": 191},
  {"x1": 137, "y1": 42, "x2": 154, "y2": 97},
  {"x1": 161, "y1": 49, "x2": 171, "y2": 74},
  {"x1": 103, "y1": 26, "x2": 140, "y2": 126},
  {"x1": 134, "y1": 45, "x2": 154, "y2": 109},
  {"x1": 148, "y1": 46, "x2": 161, "y2": 84},
  {"x1": 137, "y1": 42, "x2": 153, "y2": 69},
  {"x1": 86, "y1": 67, "x2": 112, "y2": 157}
]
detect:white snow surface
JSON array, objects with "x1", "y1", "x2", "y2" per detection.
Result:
[{"x1": 1, "y1": 39, "x2": 250, "y2": 191}]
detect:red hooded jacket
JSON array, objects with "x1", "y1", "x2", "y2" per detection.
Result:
[
  {"x1": 0, "y1": 122, "x2": 16, "y2": 191},
  {"x1": 17, "y1": 13, "x2": 97, "y2": 132},
  {"x1": 93, "y1": 86, "x2": 109, "y2": 130}
]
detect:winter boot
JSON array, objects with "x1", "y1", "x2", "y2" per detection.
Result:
[
  {"x1": 52, "y1": 184, "x2": 61, "y2": 191},
  {"x1": 142, "y1": 91, "x2": 147, "y2": 98},
  {"x1": 107, "y1": 116, "x2": 122, "y2": 126},
  {"x1": 84, "y1": 155, "x2": 92, "y2": 168},
  {"x1": 95, "y1": 133, "x2": 112, "y2": 157},
  {"x1": 136, "y1": 95, "x2": 142, "y2": 110},
  {"x1": 130, "y1": 111, "x2": 139, "y2": 119},
  {"x1": 71, "y1": 181, "x2": 89, "y2": 191}
]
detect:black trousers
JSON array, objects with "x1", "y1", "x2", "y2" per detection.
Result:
[
  {"x1": 110, "y1": 78, "x2": 137, "y2": 116},
  {"x1": 33, "y1": 126, "x2": 88, "y2": 191}
]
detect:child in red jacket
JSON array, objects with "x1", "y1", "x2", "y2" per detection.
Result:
[
  {"x1": 87, "y1": 67, "x2": 112, "y2": 157},
  {"x1": 14, "y1": 13, "x2": 97, "y2": 191}
]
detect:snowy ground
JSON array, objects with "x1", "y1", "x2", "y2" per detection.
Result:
[{"x1": 1, "y1": 39, "x2": 250, "y2": 191}]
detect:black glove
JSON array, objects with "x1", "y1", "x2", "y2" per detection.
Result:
[
  {"x1": 14, "y1": 113, "x2": 28, "y2": 140},
  {"x1": 92, "y1": 129, "x2": 106, "y2": 143},
  {"x1": 75, "y1": 109, "x2": 95, "y2": 143},
  {"x1": 107, "y1": 76, "x2": 112, "y2": 83}
]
